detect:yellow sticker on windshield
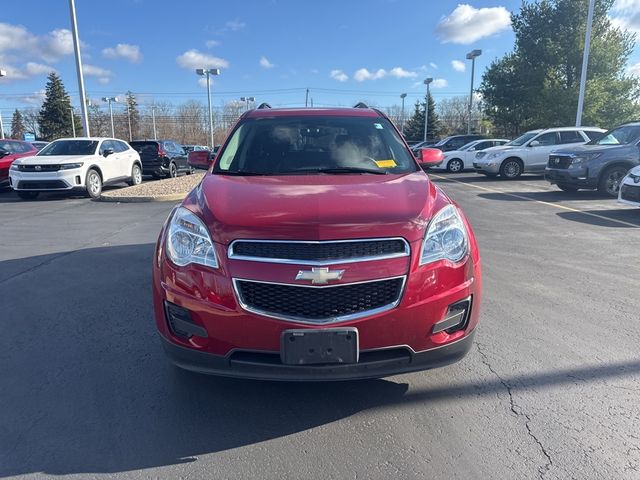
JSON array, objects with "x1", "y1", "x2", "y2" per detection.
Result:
[{"x1": 374, "y1": 160, "x2": 397, "y2": 168}]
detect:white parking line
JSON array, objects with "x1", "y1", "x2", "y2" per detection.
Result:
[{"x1": 431, "y1": 174, "x2": 639, "y2": 229}]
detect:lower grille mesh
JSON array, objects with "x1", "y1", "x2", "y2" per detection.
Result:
[{"x1": 235, "y1": 277, "x2": 404, "y2": 322}]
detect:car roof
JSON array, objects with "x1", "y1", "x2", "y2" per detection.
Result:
[
  {"x1": 528, "y1": 127, "x2": 605, "y2": 133},
  {"x1": 244, "y1": 107, "x2": 381, "y2": 119},
  {"x1": 53, "y1": 137, "x2": 120, "y2": 141}
]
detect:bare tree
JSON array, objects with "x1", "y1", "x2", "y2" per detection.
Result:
[
  {"x1": 22, "y1": 108, "x2": 41, "y2": 139},
  {"x1": 88, "y1": 104, "x2": 110, "y2": 137},
  {"x1": 437, "y1": 96, "x2": 470, "y2": 136}
]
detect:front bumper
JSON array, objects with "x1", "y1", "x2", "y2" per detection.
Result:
[
  {"x1": 545, "y1": 168, "x2": 596, "y2": 189},
  {"x1": 619, "y1": 181, "x2": 640, "y2": 207},
  {"x1": 160, "y1": 328, "x2": 476, "y2": 381},
  {"x1": 9, "y1": 168, "x2": 85, "y2": 191},
  {"x1": 473, "y1": 161, "x2": 500, "y2": 174}
]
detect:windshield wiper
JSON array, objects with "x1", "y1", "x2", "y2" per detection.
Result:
[
  {"x1": 284, "y1": 167, "x2": 388, "y2": 175},
  {"x1": 215, "y1": 170, "x2": 269, "y2": 176}
]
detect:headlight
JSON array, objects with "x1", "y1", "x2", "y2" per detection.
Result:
[
  {"x1": 420, "y1": 205, "x2": 469, "y2": 266},
  {"x1": 166, "y1": 207, "x2": 218, "y2": 268},
  {"x1": 10, "y1": 164, "x2": 20, "y2": 170},
  {"x1": 487, "y1": 152, "x2": 503, "y2": 159},
  {"x1": 59, "y1": 163, "x2": 84, "y2": 170},
  {"x1": 570, "y1": 153, "x2": 601, "y2": 167}
]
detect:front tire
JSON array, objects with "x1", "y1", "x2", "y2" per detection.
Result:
[
  {"x1": 17, "y1": 191, "x2": 39, "y2": 200},
  {"x1": 447, "y1": 158, "x2": 464, "y2": 173},
  {"x1": 85, "y1": 169, "x2": 102, "y2": 198},
  {"x1": 500, "y1": 158, "x2": 523, "y2": 179},
  {"x1": 128, "y1": 163, "x2": 143, "y2": 186},
  {"x1": 598, "y1": 166, "x2": 628, "y2": 197}
]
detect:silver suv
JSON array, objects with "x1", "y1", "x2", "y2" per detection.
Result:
[{"x1": 473, "y1": 127, "x2": 605, "y2": 179}]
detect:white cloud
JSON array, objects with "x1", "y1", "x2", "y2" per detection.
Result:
[
  {"x1": 176, "y1": 49, "x2": 229, "y2": 70},
  {"x1": 354, "y1": 68, "x2": 387, "y2": 82},
  {"x1": 330, "y1": 69, "x2": 348, "y2": 82},
  {"x1": 225, "y1": 20, "x2": 246, "y2": 31},
  {"x1": 24, "y1": 62, "x2": 54, "y2": 76},
  {"x1": 436, "y1": 4, "x2": 511, "y2": 44},
  {"x1": 83, "y1": 64, "x2": 112, "y2": 84},
  {"x1": 388, "y1": 67, "x2": 417, "y2": 79},
  {"x1": 628, "y1": 62, "x2": 640, "y2": 76},
  {"x1": 19, "y1": 89, "x2": 46, "y2": 105},
  {"x1": 102, "y1": 43, "x2": 142, "y2": 63},
  {"x1": 429, "y1": 62, "x2": 438, "y2": 69},
  {"x1": 40, "y1": 28, "x2": 75, "y2": 61},
  {"x1": 611, "y1": 0, "x2": 640, "y2": 34},
  {"x1": 432, "y1": 78, "x2": 448, "y2": 88},
  {"x1": 0, "y1": 23, "x2": 76, "y2": 64},
  {"x1": 0, "y1": 23, "x2": 38, "y2": 53},
  {"x1": 259, "y1": 56, "x2": 275, "y2": 69},
  {"x1": 205, "y1": 39, "x2": 220, "y2": 48},
  {"x1": 451, "y1": 60, "x2": 466, "y2": 72}
]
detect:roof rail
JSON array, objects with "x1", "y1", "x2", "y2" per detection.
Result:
[
  {"x1": 257, "y1": 102, "x2": 272, "y2": 109},
  {"x1": 353, "y1": 102, "x2": 369, "y2": 109}
]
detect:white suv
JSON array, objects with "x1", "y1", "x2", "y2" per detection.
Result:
[
  {"x1": 473, "y1": 127, "x2": 605, "y2": 179},
  {"x1": 9, "y1": 137, "x2": 142, "y2": 199}
]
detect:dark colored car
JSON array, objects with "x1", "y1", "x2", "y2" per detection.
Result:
[
  {"x1": 152, "y1": 106, "x2": 482, "y2": 381},
  {"x1": 433, "y1": 135, "x2": 485, "y2": 152},
  {"x1": 188, "y1": 145, "x2": 221, "y2": 170},
  {"x1": 129, "y1": 140, "x2": 192, "y2": 178},
  {"x1": 0, "y1": 139, "x2": 38, "y2": 189},
  {"x1": 545, "y1": 122, "x2": 640, "y2": 197}
]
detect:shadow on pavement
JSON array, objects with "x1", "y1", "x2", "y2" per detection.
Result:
[
  {"x1": 556, "y1": 209, "x2": 640, "y2": 228},
  {"x1": 3, "y1": 244, "x2": 640, "y2": 476}
]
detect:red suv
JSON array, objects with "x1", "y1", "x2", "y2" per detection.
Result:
[
  {"x1": 153, "y1": 106, "x2": 481, "y2": 380},
  {"x1": 0, "y1": 139, "x2": 38, "y2": 189}
]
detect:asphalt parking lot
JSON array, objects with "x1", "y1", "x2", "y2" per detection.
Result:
[{"x1": 1, "y1": 173, "x2": 639, "y2": 480}]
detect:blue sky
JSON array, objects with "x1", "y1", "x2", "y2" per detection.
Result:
[{"x1": 1, "y1": 0, "x2": 639, "y2": 117}]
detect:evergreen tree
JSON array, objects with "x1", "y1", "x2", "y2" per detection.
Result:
[
  {"x1": 479, "y1": 0, "x2": 640, "y2": 136},
  {"x1": 39, "y1": 72, "x2": 74, "y2": 141},
  {"x1": 11, "y1": 109, "x2": 26, "y2": 139},
  {"x1": 125, "y1": 91, "x2": 140, "y2": 140},
  {"x1": 403, "y1": 93, "x2": 440, "y2": 142}
]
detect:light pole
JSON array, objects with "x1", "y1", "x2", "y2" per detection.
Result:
[
  {"x1": 196, "y1": 68, "x2": 221, "y2": 148},
  {"x1": 68, "y1": 0, "x2": 90, "y2": 137},
  {"x1": 126, "y1": 96, "x2": 135, "y2": 141},
  {"x1": 0, "y1": 69, "x2": 5, "y2": 139},
  {"x1": 576, "y1": 0, "x2": 595, "y2": 127},
  {"x1": 102, "y1": 96, "x2": 118, "y2": 137},
  {"x1": 70, "y1": 107, "x2": 76, "y2": 137},
  {"x1": 400, "y1": 93, "x2": 407, "y2": 135},
  {"x1": 151, "y1": 105, "x2": 157, "y2": 140},
  {"x1": 466, "y1": 49, "x2": 482, "y2": 134},
  {"x1": 423, "y1": 78, "x2": 433, "y2": 142},
  {"x1": 240, "y1": 96, "x2": 255, "y2": 111}
]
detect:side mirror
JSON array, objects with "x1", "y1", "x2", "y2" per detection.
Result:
[
  {"x1": 103, "y1": 148, "x2": 114, "y2": 157},
  {"x1": 529, "y1": 140, "x2": 540, "y2": 147},
  {"x1": 417, "y1": 147, "x2": 445, "y2": 168},
  {"x1": 0, "y1": 149, "x2": 8, "y2": 158}
]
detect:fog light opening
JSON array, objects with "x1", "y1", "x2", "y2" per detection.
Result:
[
  {"x1": 432, "y1": 297, "x2": 472, "y2": 334},
  {"x1": 75, "y1": 175, "x2": 81, "y2": 185},
  {"x1": 164, "y1": 301, "x2": 208, "y2": 339}
]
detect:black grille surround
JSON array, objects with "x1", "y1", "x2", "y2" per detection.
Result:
[
  {"x1": 548, "y1": 155, "x2": 572, "y2": 169},
  {"x1": 621, "y1": 184, "x2": 640, "y2": 202},
  {"x1": 229, "y1": 238, "x2": 409, "y2": 264},
  {"x1": 17, "y1": 180, "x2": 69, "y2": 190},
  {"x1": 234, "y1": 276, "x2": 406, "y2": 323},
  {"x1": 16, "y1": 164, "x2": 61, "y2": 172}
]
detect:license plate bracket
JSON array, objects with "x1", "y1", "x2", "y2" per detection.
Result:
[{"x1": 280, "y1": 328, "x2": 359, "y2": 365}]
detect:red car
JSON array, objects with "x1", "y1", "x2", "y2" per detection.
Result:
[
  {"x1": 153, "y1": 106, "x2": 481, "y2": 381},
  {"x1": 187, "y1": 146, "x2": 219, "y2": 170},
  {"x1": 0, "y1": 139, "x2": 38, "y2": 189}
]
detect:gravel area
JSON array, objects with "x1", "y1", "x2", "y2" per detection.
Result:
[{"x1": 100, "y1": 172, "x2": 205, "y2": 202}]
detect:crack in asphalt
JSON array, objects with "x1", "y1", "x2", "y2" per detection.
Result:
[{"x1": 475, "y1": 342, "x2": 553, "y2": 479}]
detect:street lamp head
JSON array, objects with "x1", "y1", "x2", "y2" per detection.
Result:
[
  {"x1": 424, "y1": 77, "x2": 433, "y2": 85},
  {"x1": 197, "y1": 68, "x2": 221, "y2": 76},
  {"x1": 0, "y1": 69, "x2": 6, "y2": 77},
  {"x1": 247, "y1": 96, "x2": 255, "y2": 101},
  {"x1": 400, "y1": 93, "x2": 407, "y2": 99},
  {"x1": 466, "y1": 49, "x2": 482, "y2": 60},
  {"x1": 102, "y1": 96, "x2": 117, "y2": 103},
  {"x1": 196, "y1": 68, "x2": 205, "y2": 76}
]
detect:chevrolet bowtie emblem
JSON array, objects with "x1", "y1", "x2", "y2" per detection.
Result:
[{"x1": 295, "y1": 267, "x2": 345, "y2": 285}]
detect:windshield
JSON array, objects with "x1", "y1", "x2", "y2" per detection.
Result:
[
  {"x1": 213, "y1": 116, "x2": 418, "y2": 175},
  {"x1": 435, "y1": 136, "x2": 453, "y2": 146},
  {"x1": 588, "y1": 125, "x2": 640, "y2": 145},
  {"x1": 507, "y1": 132, "x2": 538, "y2": 147},
  {"x1": 37, "y1": 140, "x2": 98, "y2": 156},
  {"x1": 459, "y1": 141, "x2": 478, "y2": 151}
]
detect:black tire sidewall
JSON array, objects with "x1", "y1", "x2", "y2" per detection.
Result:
[
  {"x1": 169, "y1": 163, "x2": 178, "y2": 178},
  {"x1": 598, "y1": 166, "x2": 627, "y2": 197},
  {"x1": 85, "y1": 169, "x2": 102, "y2": 198}
]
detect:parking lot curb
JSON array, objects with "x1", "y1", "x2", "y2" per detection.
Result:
[{"x1": 97, "y1": 193, "x2": 186, "y2": 203}]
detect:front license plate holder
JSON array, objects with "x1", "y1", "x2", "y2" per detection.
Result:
[{"x1": 280, "y1": 328, "x2": 359, "y2": 365}]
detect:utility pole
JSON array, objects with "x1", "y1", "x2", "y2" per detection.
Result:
[
  {"x1": 70, "y1": 107, "x2": 76, "y2": 137},
  {"x1": 196, "y1": 68, "x2": 221, "y2": 148},
  {"x1": 576, "y1": 0, "x2": 595, "y2": 127},
  {"x1": 423, "y1": 78, "x2": 433, "y2": 142},
  {"x1": 400, "y1": 93, "x2": 407, "y2": 135},
  {"x1": 0, "y1": 70, "x2": 5, "y2": 138},
  {"x1": 68, "y1": 0, "x2": 90, "y2": 136},
  {"x1": 102, "y1": 97, "x2": 118, "y2": 137},
  {"x1": 126, "y1": 103, "x2": 132, "y2": 141},
  {"x1": 305, "y1": 88, "x2": 309, "y2": 107},
  {"x1": 151, "y1": 105, "x2": 157, "y2": 140}
]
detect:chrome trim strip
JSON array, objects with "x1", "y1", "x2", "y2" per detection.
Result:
[
  {"x1": 227, "y1": 237, "x2": 410, "y2": 266},
  {"x1": 232, "y1": 275, "x2": 407, "y2": 325}
]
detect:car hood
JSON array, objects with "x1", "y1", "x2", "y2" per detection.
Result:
[
  {"x1": 627, "y1": 165, "x2": 640, "y2": 176},
  {"x1": 551, "y1": 144, "x2": 627, "y2": 155},
  {"x1": 14, "y1": 154, "x2": 96, "y2": 165},
  {"x1": 480, "y1": 145, "x2": 515, "y2": 155},
  {"x1": 183, "y1": 172, "x2": 444, "y2": 244}
]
